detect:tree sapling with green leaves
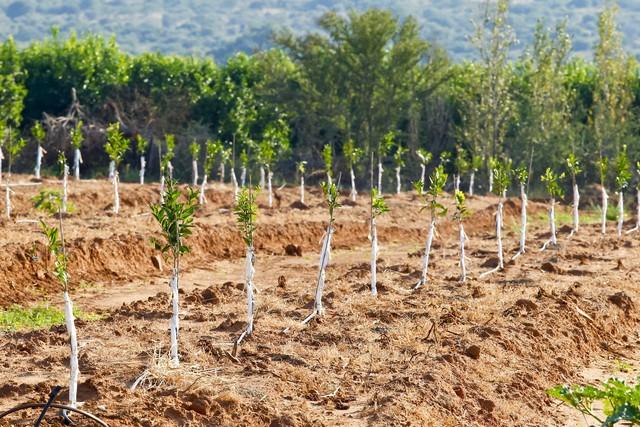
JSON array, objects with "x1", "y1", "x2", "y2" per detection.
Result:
[
  {"x1": 199, "y1": 140, "x2": 221, "y2": 205},
  {"x1": 323, "y1": 144, "x2": 333, "y2": 186},
  {"x1": 31, "y1": 121, "x2": 46, "y2": 180},
  {"x1": 344, "y1": 138, "x2": 363, "y2": 201},
  {"x1": 233, "y1": 187, "x2": 258, "y2": 349},
  {"x1": 105, "y1": 123, "x2": 130, "y2": 214},
  {"x1": 480, "y1": 160, "x2": 511, "y2": 277},
  {"x1": 5, "y1": 128, "x2": 26, "y2": 176},
  {"x1": 136, "y1": 134, "x2": 149, "y2": 185},
  {"x1": 488, "y1": 156, "x2": 498, "y2": 194},
  {"x1": 512, "y1": 165, "x2": 529, "y2": 260},
  {"x1": 36, "y1": 192, "x2": 79, "y2": 408},
  {"x1": 469, "y1": 155, "x2": 482, "y2": 196},
  {"x1": 189, "y1": 140, "x2": 200, "y2": 186},
  {"x1": 414, "y1": 165, "x2": 448, "y2": 289},
  {"x1": 370, "y1": 188, "x2": 389, "y2": 296},
  {"x1": 540, "y1": 168, "x2": 565, "y2": 251},
  {"x1": 416, "y1": 148, "x2": 433, "y2": 193},
  {"x1": 150, "y1": 179, "x2": 197, "y2": 367},
  {"x1": 260, "y1": 119, "x2": 290, "y2": 208},
  {"x1": 240, "y1": 149, "x2": 249, "y2": 187},
  {"x1": 454, "y1": 190, "x2": 470, "y2": 282},
  {"x1": 393, "y1": 143, "x2": 408, "y2": 194},
  {"x1": 566, "y1": 153, "x2": 582, "y2": 236},
  {"x1": 615, "y1": 145, "x2": 631, "y2": 237},
  {"x1": 297, "y1": 160, "x2": 307, "y2": 204},
  {"x1": 70, "y1": 121, "x2": 83, "y2": 181},
  {"x1": 599, "y1": 157, "x2": 609, "y2": 235},
  {"x1": 303, "y1": 182, "x2": 340, "y2": 324}
]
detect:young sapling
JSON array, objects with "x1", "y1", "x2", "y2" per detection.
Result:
[
  {"x1": 31, "y1": 121, "x2": 46, "y2": 179},
  {"x1": 370, "y1": 188, "x2": 389, "y2": 296},
  {"x1": 70, "y1": 121, "x2": 83, "y2": 181},
  {"x1": 344, "y1": 139, "x2": 363, "y2": 201},
  {"x1": 150, "y1": 179, "x2": 197, "y2": 367},
  {"x1": 136, "y1": 134, "x2": 149, "y2": 185},
  {"x1": 512, "y1": 165, "x2": 529, "y2": 259},
  {"x1": 378, "y1": 132, "x2": 395, "y2": 194},
  {"x1": 233, "y1": 187, "x2": 258, "y2": 351},
  {"x1": 105, "y1": 123, "x2": 130, "y2": 214},
  {"x1": 454, "y1": 190, "x2": 470, "y2": 282},
  {"x1": 453, "y1": 145, "x2": 469, "y2": 193},
  {"x1": 416, "y1": 149, "x2": 433, "y2": 193},
  {"x1": 488, "y1": 156, "x2": 497, "y2": 194},
  {"x1": 566, "y1": 153, "x2": 582, "y2": 236},
  {"x1": 240, "y1": 150, "x2": 249, "y2": 187},
  {"x1": 413, "y1": 165, "x2": 448, "y2": 289},
  {"x1": 297, "y1": 160, "x2": 307, "y2": 204},
  {"x1": 5, "y1": 129, "x2": 26, "y2": 176},
  {"x1": 480, "y1": 160, "x2": 511, "y2": 277},
  {"x1": 393, "y1": 143, "x2": 408, "y2": 194},
  {"x1": 159, "y1": 134, "x2": 176, "y2": 203},
  {"x1": 323, "y1": 144, "x2": 333, "y2": 186},
  {"x1": 259, "y1": 119, "x2": 290, "y2": 208},
  {"x1": 303, "y1": 182, "x2": 340, "y2": 324},
  {"x1": 189, "y1": 140, "x2": 200, "y2": 186},
  {"x1": 36, "y1": 193, "x2": 79, "y2": 408},
  {"x1": 199, "y1": 140, "x2": 218, "y2": 205},
  {"x1": 540, "y1": 168, "x2": 565, "y2": 251},
  {"x1": 614, "y1": 145, "x2": 631, "y2": 237}
]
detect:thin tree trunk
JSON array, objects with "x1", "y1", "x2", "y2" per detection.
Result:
[
  {"x1": 489, "y1": 169, "x2": 494, "y2": 194},
  {"x1": 459, "y1": 222, "x2": 467, "y2": 282},
  {"x1": 304, "y1": 225, "x2": 333, "y2": 321},
  {"x1": 139, "y1": 156, "x2": 146, "y2": 185},
  {"x1": 350, "y1": 167, "x2": 357, "y2": 202},
  {"x1": 245, "y1": 247, "x2": 255, "y2": 334},
  {"x1": 300, "y1": 175, "x2": 305, "y2": 204},
  {"x1": 199, "y1": 175, "x2": 207, "y2": 205},
  {"x1": 377, "y1": 162, "x2": 383, "y2": 194},
  {"x1": 241, "y1": 166, "x2": 246, "y2": 187},
  {"x1": 159, "y1": 174, "x2": 165, "y2": 204},
  {"x1": 260, "y1": 166, "x2": 265, "y2": 189},
  {"x1": 371, "y1": 216, "x2": 378, "y2": 296},
  {"x1": 396, "y1": 166, "x2": 401, "y2": 194},
  {"x1": 192, "y1": 160, "x2": 198, "y2": 186},
  {"x1": 415, "y1": 219, "x2": 435, "y2": 289},
  {"x1": 267, "y1": 169, "x2": 273, "y2": 208},
  {"x1": 454, "y1": 174, "x2": 460, "y2": 192},
  {"x1": 231, "y1": 168, "x2": 239, "y2": 202},
  {"x1": 571, "y1": 183, "x2": 580, "y2": 234},
  {"x1": 62, "y1": 163, "x2": 69, "y2": 213},
  {"x1": 420, "y1": 164, "x2": 425, "y2": 190},
  {"x1": 35, "y1": 145, "x2": 42, "y2": 179},
  {"x1": 113, "y1": 171, "x2": 120, "y2": 214},
  {"x1": 550, "y1": 198, "x2": 557, "y2": 245},
  {"x1": 5, "y1": 185, "x2": 11, "y2": 219},
  {"x1": 169, "y1": 264, "x2": 180, "y2": 367},
  {"x1": 496, "y1": 199, "x2": 504, "y2": 268},
  {"x1": 617, "y1": 191, "x2": 624, "y2": 237},
  {"x1": 469, "y1": 171, "x2": 475, "y2": 196},
  {"x1": 219, "y1": 162, "x2": 225, "y2": 183},
  {"x1": 601, "y1": 187, "x2": 608, "y2": 235}
]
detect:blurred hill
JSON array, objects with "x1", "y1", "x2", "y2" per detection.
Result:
[{"x1": 1, "y1": 0, "x2": 639, "y2": 61}]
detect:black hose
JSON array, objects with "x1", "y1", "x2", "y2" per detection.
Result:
[
  {"x1": 35, "y1": 385, "x2": 62, "y2": 427},
  {"x1": 0, "y1": 403, "x2": 109, "y2": 426}
]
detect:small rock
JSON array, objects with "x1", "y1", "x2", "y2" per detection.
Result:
[
  {"x1": 453, "y1": 385, "x2": 465, "y2": 399},
  {"x1": 541, "y1": 262, "x2": 560, "y2": 273},
  {"x1": 151, "y1": 255, "x2": 163, "y2": 271},
  {"x1": 464, "y1": 345, "x2": 481, "y2": 360},
  {"x1": 608, "y1": 291, "x2": 634, "y2": 313},
  {"x1": 284, "y1": 244, "x2": 302, "y2": 256},
  {"x1": 201, "y1": 286, "x2": 220, "y2": 305},
  {"x1": 478, "y1": 398, "x2": 495, "y2": 413},
  {"x1": 277, "y1": 275, "x2": 287, "y2": 288}
]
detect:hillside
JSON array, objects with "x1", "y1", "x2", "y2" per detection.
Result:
[{"x1": 0, "y1": 0, "x2": 639, "y2": 62}]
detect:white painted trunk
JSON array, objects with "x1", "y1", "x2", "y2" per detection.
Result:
[
  {"x1": 327, "y1": 172, "x2": 332, "y2": 186},
  {"x1": 549, "y1": 198, "x2": 557, "y2": 246},
  {"x1": 618, "y1": 191, "x2": 624, "y2": 237},
  {"x1": 396, "y1": 167, "x2": 401, "y2": 194},
  {"x1": 420, "y1": 164, "x2": 426, "y2": 189},
  {"x1": 371, "y1": 217, "x2": 378, "y2": 296},
  {"x1": 469, "y1": 171, "x2": 475, "y2": 196},
  {"x1": 519, "y1": 183, "x2": 527, "y2": 253},
  {"x1": 489, "y1": 169, "x2": 493, "y2": 194},
  {"x1": 377, "y1": 162, "x2": 383, "y2": 194},
  {"x1": 0, "y1": 148, "x2": 3, "y2": 184},
  {"x1": 350, "y1": 167, "x2": 357, "y2": 202},
  {"x1": 113, "y1": 171, "x2": 120, "y2": 214},
  {"x1": 35, "y1": 145, "x2": 42, "y2": 179},
  {"x1": 416, "y1": 219, "x2": 435, "y2": 288},
  {"x1": 192, "y1": 160, "x2": 198, "y2": 186},
  {"x1": 159, "y1": 175, "x2": 165, "y2": 204},
  {"x1": 241, "y1": 166, "x2": 246, "y2": 187},
  {"x1": 267, "y1": 170, "x2": 273, "y2": 208},
  {"x1": 108, "y1": 161, "x2": 115, "y2": 181},
  {"x1": 219, "y1": 163, "x2": 224, "y2": 183},
  {"x1": 300, "y1": 176, "x2": 305, "y2": 204},
  {"x1": 313, "y1": 226, "x2": 334, "y2": 315},
  {"x1": 167, "y1": 162, "x2": 173, "y2": 180},
  {"x1": 601, "y1": 187, "x2": 608, "y2": 235},
  {"x1": 62, "y1": 164, "x2": 69, "y2": 213},
  {"x1": 231, "y1": 168, "x2": 239, "y2": 202},
  {"x1": 73, "y1": 148, "x2": 82, "y2": 181},
  {"x1": 63, "y1": 291, "x2": 79, "y2": 408},
  {"x1": 260, "y1": 166, "x2": 265, "y2": 189},
  {"x1": 139, "y1": 156, "x2": 146, "y2": 185},
  {"x1": 636, "y1": 188, "x2": 640, "y2": 228},
  {"x1": 199, "y1": 175, "x2": 207, "y2": 205},
  {"x1": 572, "y1": 183, "x2": 580, "y2": 233},
  {"x1": 169, "y1": 267, "x2": 180, "y2": 366},
  {"x1": 454, "y1": 174, "x2": 460, "y2": 192},
  {"x1": 459, "y1": 223, "x2": 466, "y2": 282},
  {"x1": 244, "y1": 247, "x2": 255, "y2": 334},
  {"x1": 497, "y1": 200, "x2": 504, "y2": 269}
]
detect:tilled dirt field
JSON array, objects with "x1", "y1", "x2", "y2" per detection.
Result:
[{"x1": 0, "y1": 175, "x2": 638, "y2": 426}]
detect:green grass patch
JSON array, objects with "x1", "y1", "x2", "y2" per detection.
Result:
[{"x1": 0, "y1": 303, "x2": 104, "y2": 332}]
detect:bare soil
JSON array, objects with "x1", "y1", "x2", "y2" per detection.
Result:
[{"x1": 0, "y1": 175, "x2": 638, "y2": 426}]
